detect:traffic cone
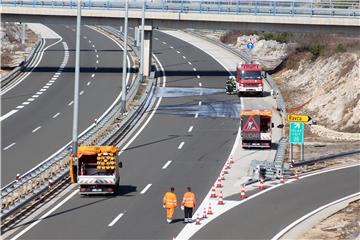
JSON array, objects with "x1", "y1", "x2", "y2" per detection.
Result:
[
  {"x1": 225, "y1": 162, "x2": 231, "y2": 170},
  {"x1": 280, "y1": 175, "x2": 285, "y2": 184},
  {"x1": 218, "y1": 191, "x2": 224, "y2": 205},
  {"x1": 195, "y1": 213, "x2": 201, "y2": 225},
  {"x1": 207, "y1": 203, "x2": 214, "y2": 215},
  {"x1": 216, "y1": 177, "x2": 223, "y2": 188},
  {"x1": 229, "y1": 155, "x2": 234, "y2": 164},
  {"x1": 203, "y1": 207, "x2": 207, "y2": 218},
  {"x1": 220, "y1": 172, "x2": 225, "y2": 180},
  {"x1": 223, "y1": 167, "x2": 229, "y2": 174},
  {"x1": 210, "y1": 185, "x2": 217, "y2": 198},
  {"x1": 48, "y1": 179, "x2": 53, "y2": 188},
  {"x1": 15, "y1": 173, "x2": 20, "y2": 182},
  {"x1": 240, "y1": 185, "x2": 247, "y2": 199},
  {"x1": 259, "y1": 178, "x2": 265, "y2": 190},
  {"x1": 293, "y1": 172, "x2": 299, "y2": 180}
]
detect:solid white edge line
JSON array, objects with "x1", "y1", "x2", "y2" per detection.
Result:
[
  {"x1": 178, "y1": 142, "x2": 185, "y2": 149},
  {"x1": 31, "y1": 126, "x2": 42, "y2": 133},
  {"x1": 9, "y1": 190, "x2": 79, "y2": 240},
  {"x1": 3, "y1": 142, "x2": 16, "y2": 151},
  {"x1": 162, "y1": 160, "x2": 172, "y2": 169},
  {"x1": 140, "y1": 184, "x2": 152, "y2": 194},
  {"x1": 271, "y1": 192, "x2": 360, "y2": 240},
  {"x1": 0, "y1": 109, "x2": 18, "y2": 122},
  {"x1": 188, "y1": 126, "x2": 193, "y2": 132},
  {"x1": 108, "y1": 213, "x2": 124, "y2": 227}
]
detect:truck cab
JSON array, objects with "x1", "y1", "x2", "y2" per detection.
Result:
[{"x1": 236, "y1": 63, "x2": 265, "y2": 97}]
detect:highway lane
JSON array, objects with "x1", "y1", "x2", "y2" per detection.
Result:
[
  {"x1": 1, "y1": 24, "x2": 128, "y2": 185},
  {"x1": 192, "y1": 165, "x2": 360, "y2": 239},
  {"x1": 7, "y1": 30, "x2": 241, "y2": 240}
]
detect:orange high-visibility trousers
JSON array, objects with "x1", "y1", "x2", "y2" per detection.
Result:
[{"x1": 166, "y1": 207, "x2": 175, "y2": 219}]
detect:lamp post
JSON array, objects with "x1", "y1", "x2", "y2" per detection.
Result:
[
  {"x1": 120, "y1": 0, "x2": 129, "y2": 113},
  {"x1": 140, "y1": 0, "x2": 145, "y2": 81}
]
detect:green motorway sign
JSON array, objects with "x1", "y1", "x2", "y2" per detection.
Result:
[{"x1": 289, "y1": 122, "x2": 304, "y2": 144}]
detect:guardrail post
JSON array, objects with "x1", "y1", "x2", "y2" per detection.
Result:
[
  {"x1": 217, "y1": 0, "x2": 220, "y2": 13},
  {"x1": 236, "y1": 0, "x2": 239, "y2": 14},
  {"x1": 272, "y1": 1, "x2": 276, "y2": 15},
  {"x1": 291, "y1": 0, "x2": 295, "y2": 16},
  {"x1": 199, "y1": 0, "x2": 202, "y2": 13}
]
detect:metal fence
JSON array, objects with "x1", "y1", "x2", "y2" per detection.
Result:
[{"x1": 1, "y1": 0, "x2": 359, "y2": 17}]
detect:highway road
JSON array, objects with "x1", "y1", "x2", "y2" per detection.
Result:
[
  {"x1": 5, "y1": 29, "x2": 241, "y2": 240},
  {"x1": 192, "y1": 165, "x2": 360, "y2": 239},
  {"x1": 1, "y1": 24, "x2": 129, "y2": 185}
]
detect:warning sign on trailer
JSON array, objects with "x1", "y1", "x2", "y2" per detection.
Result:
[{"x1": 241, "y1": 115, "x2": 260, "y2": 132}]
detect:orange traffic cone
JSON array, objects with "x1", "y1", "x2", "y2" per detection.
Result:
[
  {"x1": 259, "y1": 178, "x2": 265, "y2": 190},
  {"x1": 207, "y1": 203, "x2": 214, "y2": 215},
  {"x1": 48, "y1": 179, "x2": 53, "y2": 188},
  {"x1": 280, "y1": 175, "x2": 285, "y2": 184},
  {"x1": 229, "y1": 155, "x2": 234, "y2": 164},
  {"x1": 195, "y1": 213, "x2": 201, "y2": 225},
  {"x1": 210, "y1": 185, "x2": 217, "y2": 198},
  {"x1": 240, "y1": 185, "x2": 247, "y2": 199},
  {"x1": 293, "y1": 172, "x2": 299, "y2": 180},
  {"x1": 218, "y1": 191, "x2": 224, "y2": 205},
  {"x1": 216, "y1": 177, "x2": 223, "y2": 188},
  {"x1": 203, "y1": 207, "x2": 207, "y2": 218}
]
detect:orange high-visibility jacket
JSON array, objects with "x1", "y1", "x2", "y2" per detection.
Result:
[
  {"x1": 182, "y1": 191, "x2": 196, "y2": 208},
  {"x1": 163, "y1": 192, "x2": 177, "y2": 208}
]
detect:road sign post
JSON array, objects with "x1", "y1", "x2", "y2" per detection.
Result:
[{"x1": 289, "y1": 122, "x2": 304, "y2": 144}]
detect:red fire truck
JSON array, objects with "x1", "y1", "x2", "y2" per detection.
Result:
[{"x1": 236, "y1": 63, "x2": 265, "y2": 97}]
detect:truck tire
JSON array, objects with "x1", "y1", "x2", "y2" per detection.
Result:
[{"x1": 237, "y1": 92, "x2": 242, "y2": 98}]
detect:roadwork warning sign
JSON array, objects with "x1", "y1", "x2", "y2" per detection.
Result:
[{"x1": 241, "y1": 115, "x2": 260, "y2": 132}]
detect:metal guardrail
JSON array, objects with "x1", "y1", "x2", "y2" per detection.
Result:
[
  {"x1": 1, "y1": 37, "x2": 42, "y2": 88},
  {"x1": 1, "y1": 0, "x2": 359, "y2": 17},
  {"x1": 1, "y1": 26, "x2": 155, "y2": 220},
  {"x1": 291, "y1": 149, "x2": 360, "y2": 167}
]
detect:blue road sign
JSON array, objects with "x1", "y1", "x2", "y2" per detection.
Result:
[
  {"x1": 289, "y1": 122, "x2": 304, "y2": 144},
  {"x1": 246, "y1": 42, "x2": 254, "y2": 49}
]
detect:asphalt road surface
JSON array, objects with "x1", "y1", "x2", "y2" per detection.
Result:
[{"x1": 1, "y1": 24, "x2": 128, "y2": 185}]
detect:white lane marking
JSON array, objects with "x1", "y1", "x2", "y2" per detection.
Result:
[
  {"x1": 162, "y1": 41, "x2": 167, "y2": 45},
  {"x1": 22, "y1": 101, "x2": 30, "y2": 105},
  {"x1": 80, "y1": 90, "x2": 84, "y2": 95},
  {"x1": 96, "y1": 60, "x2": 99, "y2": 64},
  {"x1": 96, "y1": 54, "x2": 99, "y2": 58},
  {"x1": 91, "y1": 73, "x2": 95, "y2": 78},
  {"x1": 140, "y1": 184, "x2": 152, "y2": 194},
  {"x1": 68, "y1": 101, "x2": 74, "y2": 106},
  {"x1": 108, "y1": 213, "x2": 124, "y2": 227},
  {"x1": 92, "y1": 44, "x2": 95, "y2": 48},
  {"x1": 198, "y1": 101, "x2": 202, "y2": 106},
  {"x1": 162, "y1": 161, "x2": 172, "y2": 170},
  {"x1": 199, "y1": 82, "x2": 202, "y2": 87},
  {"x1": 178, "y1": 142, "x2": 185, "y2": 149},
  {"x1": 188, "y1": 126, "x2": 193, "y2": 132},
  {"x1": 88, "y1": 39, "x2": 92, "y2": 43},
  {"x1": 54, "y1": 72, "x2": 61, "y2": 76},
  {"x1": 16, "y1": 105, "x2": 24, "y2": 109},
  {"x1": 32, "y1": 95, "x2": 39, "y2": 98},
  {"x1": 176, "y1": 50, "x2": 180, "y2": 54},
  {"x1": 39, "y1": 89, "x2": 46, "y2": 92},
  {"x1": 87, "y1": 81, "x2": 91, "y2": 86},
  {"x1": 9, "y1": 190, "x2": 79, "y2": 240},
  {"x1": 31, "y1": 126, "x2": 41, "y2": 133},
  {"x1": 43, "y1": 86, "x2": 49, "y2": 89},
  {"x1": 52, "y1": 112, "x2": 60, "y2": 118},
  {"x1": 170, "y1": 46, "x2": 174, "y2": 49},
  {"x1": 51, "y1": 77, "x2": 57, "y2": 80},
  {"x1": 46, "y1": 83, "x2": 52, "y2": 86},
  {"x1": 49, "y1": 80, "x2": 55, "y2": 83},
  {"x1": 193, "y1": 67, "x2": 197, "y2": 71},
  {"x1": 182, "y1": 56, "x2": 186, "y2": 59},
  {"x1": 197, "y1": 75, "x2": 200, "y2": 79},
  {"x1": 94, "y1": 49, "x2": 97, "y2": 53},
  {"x1": 272, "y1": 192, "x2": 360, "y2": 240},
  {"x1": 194, "y1": 113, "x2": 199, "y2": 118},
  {"x1": 154, "y1": 37, "x2": 159, "y2": 40},
  {"x1": 27, "y1": 98, "x2": 35, "y2": 101},
  {"x1": 83, "y1": 36, "x2": 87, "y2": 39},
  {"x1": 3, "y1": 142, "x2": 16, "y2": 151},
  {"x1": 188, "y1": 61, "x2": 192, "y2": 65},
  {"x1": 36, "y1": 91, "x2": 43, "y2": 95}
]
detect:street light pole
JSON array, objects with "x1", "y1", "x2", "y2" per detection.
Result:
[
  {"x1": 121, "y1": 0, "x2": 128, "y2": 113},
  {"x1": 72, "y1": 0, "x2": 81, "y2": 162},
  {"x1": 140, "y1": 0, "x2": 145, "y2": 81}
]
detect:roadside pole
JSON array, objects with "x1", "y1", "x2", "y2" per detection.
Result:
[
  {"x1": 71, "y1": 0, "x2": 81, "y2": 183},
  {"x1": 140, "y1": 0, "x2": 145, "y2": 82},
  {"x1": 21, "y1": 23, "x2": 26, "y2": 46},
  {"x1": 120, "y1": 0, "x2": 128, "y2": 113}
]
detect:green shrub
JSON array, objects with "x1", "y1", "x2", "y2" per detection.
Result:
[
  {"x1": 309, "y1": 43, "x2": 324, "y2": 60},
  {"x1": 336, "y1": 43, "x2": 346, "y2": 53}
]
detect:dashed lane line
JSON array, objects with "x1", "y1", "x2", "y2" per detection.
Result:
[
  {"x1": 16, "y1": 106, "x2": 24, "y2": 109},
  {"x1": 188, "y1": 61, "x2": 192, "y2": 65},
  {"x1": 183, "y1": 56, "x2": 186, "y2": 59},
  {"x1": 176, "y1": 50, "x2": 180, "y2": 54},
  {"x1": 193, "y1": 67, "x2": 197, "y2": 71},
  {"x1": 80, "y1": 90, "x2": 84, "y2": 95},
  {"x1": 52, "y1": 112, "x2": 61, "y2": 118},
  {"x1": 108, "y1": 213, "x2": 124, "y2": 227},
  {"x1": 197, "y1": 75, "x2": 200, "y2": 79},
  {"x1": 3, "y1": 142, "x2": 16, "y2": 151},
  {"x1": 31, "y1": 126, "x2": 42, "y2": 133},
  {"x1": 162, "y1": 161, "x2": 172, "y2": 170},
  {"x1": 22, "y1": 101, "x2": 30, "y2": 105},
  {"x1": 140, "y1": 184, "x2": 152, "y2": 194},
  {"x1": 87, "y1": 81, "x2": 91, "y2": 86},
  {"x1": 178, "y1": 142, "x2": 185, "y2": 149},
  {"x1": 68, "y1": 101, "x2": 74, "y2": 106},
  {"x1": 198, "y1": 101, "x2": 202, "y2": 106},
  {"x1": 32, "y1": 95, "x2": 39, "y2": 98},
  {"x1": 199, "y1": 82, "x2": 202, "y2": 87},
  {"x1": 162, "y1": 41, "x2": 167, "y2": 45},
  {"x1": 91, "y1": 73, "x2": 95, "y2": 78},
  {"x1": 170, "y1": 46, "x2": 174, "y2": 49},
  {"x1": 188, "y1": 126, "x2": 194, "y2": 132},
  {"x1": 96, "y1": 60, "x2": 99, "y2": 64},
  {"x1": 195, "y1": 113, "x2": 199, "y2": 118}
]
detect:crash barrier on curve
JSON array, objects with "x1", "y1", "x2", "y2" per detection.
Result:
[{"x1": 1, "y1": 27, "x2": 157, "y2": 221}]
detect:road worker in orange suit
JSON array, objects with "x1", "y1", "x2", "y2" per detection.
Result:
[
  {"x1": 163, "y1": 187, "x2": 178, "y2": 223},
  {"x1": 181, "y1": 187, "x2": 196, "y2": 223}
]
